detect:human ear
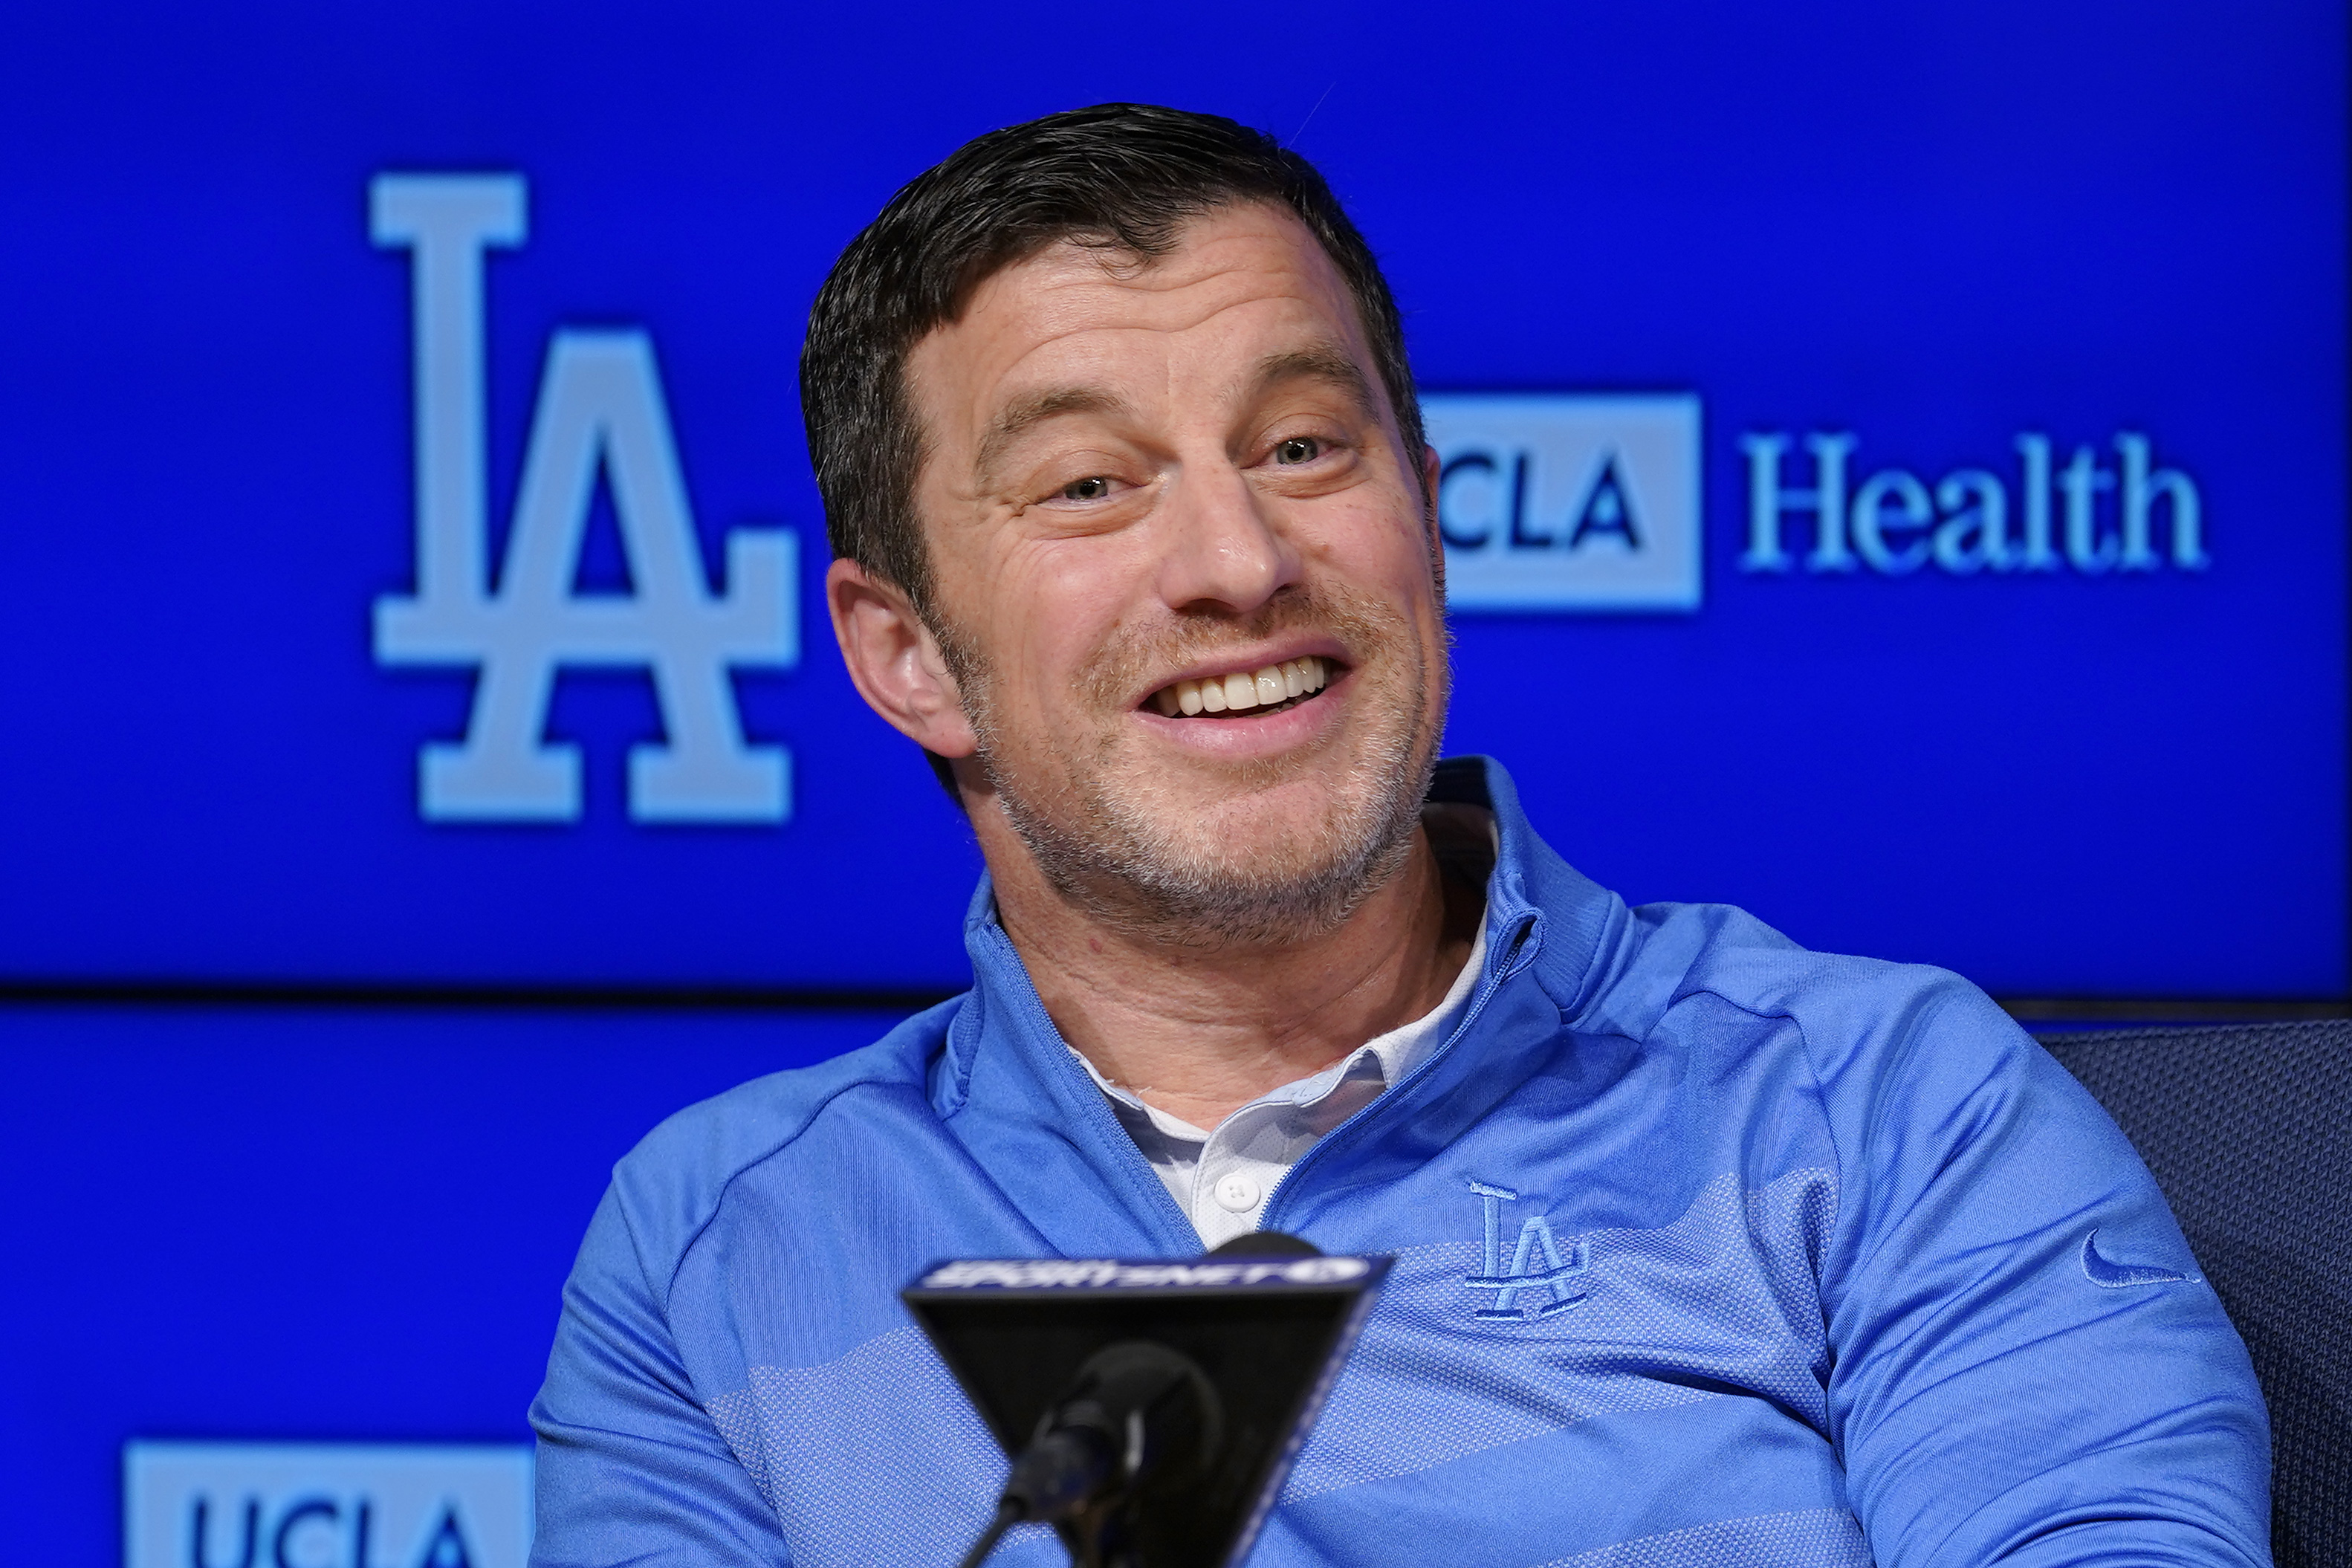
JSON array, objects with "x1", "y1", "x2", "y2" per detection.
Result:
[{"x1": 825, "y1": 557, "x2": 979, "y2": 759}]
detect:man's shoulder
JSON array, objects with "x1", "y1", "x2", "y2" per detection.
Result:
[
  {"x1": 1602, "y1": 896, "x2": 2027, "y2": 1075},
  {"x1": 1491, "y1": 770, "x2": 2006, "y2": 1060},
  {"x1": 1651, "y1": 898, "x2": 1988, "y2": 1011},
  {"x1": 601, "y1": 996, "x2": 965, "y2": 1254},
  {"x1": 1600, "y1": 896, "x2": 2080, "y2": 1182}
]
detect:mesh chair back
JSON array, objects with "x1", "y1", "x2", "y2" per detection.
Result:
[{"x1": 2041, "y1": 1020, "x2": 2351, "y2": 1568}]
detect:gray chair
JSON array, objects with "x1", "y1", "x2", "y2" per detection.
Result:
[{"x1": 2039, "y1": 1020, "x2": 2351, "y2": 1567}]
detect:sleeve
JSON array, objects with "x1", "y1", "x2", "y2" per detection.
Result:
[
  {"x1": 528, "y1": 1185, "x2": 793, "y2": 1568},
  {"x1": 1812, "y1": 979, "x2": 2272, "y2": 1567}
]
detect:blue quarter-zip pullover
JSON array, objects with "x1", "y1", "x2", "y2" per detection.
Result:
[{"x1": 530, "y1": 757, "x2": 2269, "y2": 1567}]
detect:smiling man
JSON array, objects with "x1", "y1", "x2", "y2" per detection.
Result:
[{"x1": 529, "y1": 106, "x2": 2270, "y2": 1567}]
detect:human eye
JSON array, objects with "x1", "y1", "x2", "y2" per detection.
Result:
[
  {"x1": 1250, "y1": 420, "x2": 1361, "y2": 497},
  {"x1": 1028, "y1": 467, "x2": 1141, "y2": 519},
  {"x1": 1260, "y1": 428, "x2": 1355, "y2": 476}
]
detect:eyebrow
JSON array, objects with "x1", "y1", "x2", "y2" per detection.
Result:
[
  {"x1": 974, "y1": 385, "x2": 1134, "y2": 490},
  {"x1": 1243, "y1": 343, "x2": 1381, "y2": 423}
]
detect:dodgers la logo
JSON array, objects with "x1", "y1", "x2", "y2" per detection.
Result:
[
  {"x1": 369, "y1": 174, "x2": 797, "y2": 823},
  {"x1": 1464, "y1": 1179, "x2": 1589, "y2": 1321}
]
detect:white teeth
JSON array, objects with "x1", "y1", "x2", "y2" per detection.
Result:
[{"x1": 1150, "y1": 655, "x2": 1329, "y2": 717}]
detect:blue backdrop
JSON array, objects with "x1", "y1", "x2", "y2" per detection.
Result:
[
  {"x1": 0, "y1": 2, "x2": 2344, "y2": 1561},
  {"x1": 0, "y1": 1002, "x2": 885, "y2": 1562},
  {"x1": 0, "y1": 0, "x2": 2339, "y2": 999}
]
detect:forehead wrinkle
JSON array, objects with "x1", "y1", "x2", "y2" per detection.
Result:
[
  {"x1": 928, "y1": 209, "x2": 1372, "y2": 502},
  {"x1": 1000, "y1": 217, "x2": 1346, "y2": 338}
]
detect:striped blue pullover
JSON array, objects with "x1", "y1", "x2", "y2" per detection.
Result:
[{"x1": 531, "y1": 756, "x2": 2270, "y2": 1567}]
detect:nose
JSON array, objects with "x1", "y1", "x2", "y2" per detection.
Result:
[{"x1": 1152, "y1": 462, "x2": 1300, "y2": 615}]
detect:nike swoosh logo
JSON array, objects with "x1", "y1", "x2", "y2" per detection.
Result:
[{"x1": 2081, "y1": 1228, "x2": 2194, "y2": 1289}]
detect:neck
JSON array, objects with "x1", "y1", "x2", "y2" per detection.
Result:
[{"x1": 975, "y1": 811, "x2": 1481, "y2": 1131}]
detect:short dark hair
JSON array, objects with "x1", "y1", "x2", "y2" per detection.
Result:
[{"x1": 800, "y1": 102, "x2": 1425, "y2": 619}]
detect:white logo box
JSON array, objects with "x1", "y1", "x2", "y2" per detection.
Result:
[
  {"x1": 123, "y1": 1442, "x2": 531, "y2": 1568},
  {"x1": 1422, "y1": 392, "x2": 1703, "y2": 612}
]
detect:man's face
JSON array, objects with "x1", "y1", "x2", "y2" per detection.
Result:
[{"x1": 902, "y1": 201, "x2": 1449, "y2": 943}]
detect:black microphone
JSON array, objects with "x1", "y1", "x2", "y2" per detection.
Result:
[
  {"x1": 910, "y1": 1233, "x2": 1386, "y2": 1568},
  {"x1": 958, "y1": 1340, "x2": 1222, "y2": 1568}
]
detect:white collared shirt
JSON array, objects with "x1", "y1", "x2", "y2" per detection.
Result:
[{"x1": 1070, "y1": 916, "x2": 1488, "y2": 1248}]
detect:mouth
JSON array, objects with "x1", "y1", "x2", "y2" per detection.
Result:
[{"x1": 1144, "y1": 655, "x2": 1335, "y2": 719}]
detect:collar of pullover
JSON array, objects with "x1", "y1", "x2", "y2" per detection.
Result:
[{"x1": 926, "y1": 756, "x2": 1636, "y2": 1254}]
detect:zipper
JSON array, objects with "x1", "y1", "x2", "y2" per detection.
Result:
[
  {"x1": 1259, "y1": 911, "x2": 1542, "y2": 1235},
  {"x1": 976, "y1": 924, "x2": 1204, "y2": 1254}
]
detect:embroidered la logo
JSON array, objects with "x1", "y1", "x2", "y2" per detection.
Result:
[{"x1": 1465, "y1": 1179, "x2": 1590, "y2": 1321}]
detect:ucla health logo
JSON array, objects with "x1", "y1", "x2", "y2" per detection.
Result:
[
  {"x1": 1423, "y1": 393, "x2": 1703, "y2": 612},
  {"x1": 370, "y1": 175, "x2": 797, "y2": 824},
  {"x1": 1420, "y1": 395, "x2": 2207, "y2": 609},
  {"x1": 123, "y1": 1442, "x2": 531, "y2": 1568},
  {"x1": 1739, "y1": 430, "x2": 2207, "y2": 576}
]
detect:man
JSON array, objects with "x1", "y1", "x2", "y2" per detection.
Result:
[{"x1": 531, "y1": 105, "x2": 2269, "y2": 1567}]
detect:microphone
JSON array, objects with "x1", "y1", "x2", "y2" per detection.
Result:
[
  {"x1": 907, "y1": 1234, "x2": 1388, "y2": 1568},
  {"x1": 956, "y1": 1339, "x2": 1221, "y2": 1568}
]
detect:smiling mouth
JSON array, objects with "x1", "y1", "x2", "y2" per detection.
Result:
[{"x1": 1146, "y1": 655, "x2": 1334, "y2": 719}]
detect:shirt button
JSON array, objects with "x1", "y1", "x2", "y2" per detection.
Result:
[{"x1": 1212, "y1": 1172, "x2": 1263, "y2": 1213}]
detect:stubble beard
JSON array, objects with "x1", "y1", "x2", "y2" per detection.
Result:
[{"x1": 945, "y1": 583, "x2": 1447, "y2": 950}]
